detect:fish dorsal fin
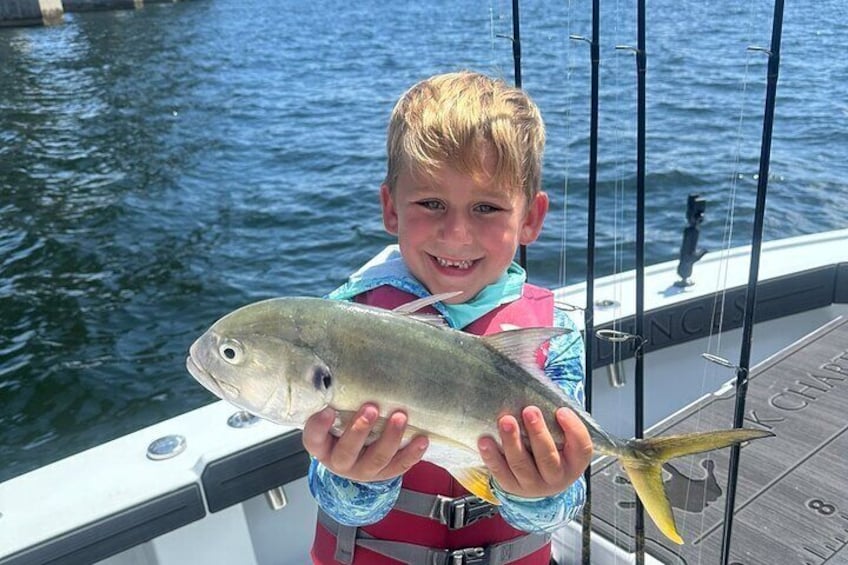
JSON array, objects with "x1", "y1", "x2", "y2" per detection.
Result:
[
  {"x1": 481, "y1": 327, "x2": 571, "y2": 379},
  {"x1": 391, "y1": 292, "x2": 462, "y2": 328}
]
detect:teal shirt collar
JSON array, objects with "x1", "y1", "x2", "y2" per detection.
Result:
[{"x1": 327, "y1": 245, "x2": 526, "y2": 329}]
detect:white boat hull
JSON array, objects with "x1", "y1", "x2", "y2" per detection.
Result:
[{"x1": 1, "y1": 229, "x2": 846, "y2": 565}]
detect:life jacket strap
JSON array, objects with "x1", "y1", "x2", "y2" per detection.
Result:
[
  {"x1": 396, "y1": 489, "x2": 498, "y2": 530},
  {"x1": 318, "y1": 509, "x2": 550, "y2": 565}
]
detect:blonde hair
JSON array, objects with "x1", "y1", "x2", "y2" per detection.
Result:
[{"x1": 384, "y1": 71, "x2": 545, "y2": 202}]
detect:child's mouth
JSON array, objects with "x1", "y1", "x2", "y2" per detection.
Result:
[{"x1": 433, "y1": 255, "x2": 475, "y2": 271}]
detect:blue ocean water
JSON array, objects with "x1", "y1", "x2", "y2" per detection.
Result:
[{"x1": 0, "y1": 0, "x2": 845, "y2": 482}]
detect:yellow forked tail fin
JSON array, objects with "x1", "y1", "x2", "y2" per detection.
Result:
[{"x1": 620, "y1": 428, "x2": 773, "y2": 544}]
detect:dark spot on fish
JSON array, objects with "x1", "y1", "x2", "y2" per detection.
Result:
[
  {"x1": 313, "y1": 365, "x2": 333, "y2": 391},
  {"x1": 223, "y1": 347, "x2": 236, "y2": 360}
]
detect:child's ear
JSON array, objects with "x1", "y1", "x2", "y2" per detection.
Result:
[
  {"x1": 519, "y1": 192, "x2": 549, "y2": 245},
  {"x1": 380, "y1": 183, "x2": 399, "y2": 235}
]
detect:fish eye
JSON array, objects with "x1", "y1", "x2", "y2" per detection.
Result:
[{"x1": 219, "y1": 340, "x2": 243, "y2": 364}]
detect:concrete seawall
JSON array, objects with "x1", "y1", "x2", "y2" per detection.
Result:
[
  {"x1": 0, "y1": 0, "x2": 185, "y2": 26},
  {"x1": 0, "y1": 0, "x2": 63, "y2": 27}
]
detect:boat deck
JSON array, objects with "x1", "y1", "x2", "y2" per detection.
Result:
[{"x1": 588, "y1": 316, "x2": 848, "y2": 565}]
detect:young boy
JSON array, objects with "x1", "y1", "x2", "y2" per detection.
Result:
[{"x1": 302, "y1": 71, "x2": 592, "y2": 565}]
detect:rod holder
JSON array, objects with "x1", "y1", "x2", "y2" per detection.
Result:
[
  {"x1": 265, "y1": 486, "x2": 288, "y2": 511},
  {"x1": 607, "y1": 361, "x2": 627, "y2": 388}
]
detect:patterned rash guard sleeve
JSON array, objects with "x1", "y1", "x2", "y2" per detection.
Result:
[
  {"x1": 493, "y1": 308, "x2": 588, "y2": 534},
  {"x1": 307, "y1": 458, "x2": 402, "y2": 526}
]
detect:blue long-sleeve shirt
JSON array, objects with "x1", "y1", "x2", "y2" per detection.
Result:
[{"x1": 308, "y1": 246, "x2": 586, "y2": 534}]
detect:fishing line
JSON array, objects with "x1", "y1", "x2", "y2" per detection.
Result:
[
  {"x1": 596, "y1": 0, "x2": 649, "y2": 559},
  {"x1": 719, "y1": 3, "x2": 785, "y2": 561},
  {"x1": 565, "y1": 0, "x2": 600, "y2": 561},
  {"x1": 706, "y1": 3, "x2": 761, "y2": 379},
  {"x1": 681, "y1": 3, "x2": 761, "y2": 554},
  {"x1": 488, "y1": 0, "x2": 497, "y2": 64},
  {"x1": 489, "y1": 0, "x2": 526, "y2": 268},
  {"x1": 557, "y1": 23, "x2": 573, "y2": 291},
  {"x1": 488, "y1": 0, "x2": 507, "y2": 79},
  {"x1": 686, "y1": 34, "x2": 757, "y2": 563},
  {"x1": 486, "y1": 0, "x2": 525, "y2": 263},
  {"x1": 607, "y1": 0, "x2": 629, "y2": 556},
  {"x1": 544, "y1": 1, "x2": 588, "y2": 560},
  {"x1": 681, "y1": 17, "x2": 754, "y2": 562}
]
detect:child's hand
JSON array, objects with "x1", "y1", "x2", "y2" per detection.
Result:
[
  {"x1": 478, "y1": 406, "x2": 593, "y2": 499},
  {"x1": 302, "y1": 404, "x2": 429, "y2": 483}
]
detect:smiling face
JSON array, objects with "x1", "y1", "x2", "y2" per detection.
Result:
[
  {"x1": 380, "y1": 151, "x2": 548, "y2": 304},
  {"x1": 380, "y1": 71, "x2": 549, "y2": 303}
]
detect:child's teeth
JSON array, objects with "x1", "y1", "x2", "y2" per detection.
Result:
[{"x1": 437, "y1": 257, "x2": 472, "y2": 269}]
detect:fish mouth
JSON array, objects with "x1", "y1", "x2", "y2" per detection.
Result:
[{"x1": 186, "y1": 354, "x2": 225, "y2": 400}]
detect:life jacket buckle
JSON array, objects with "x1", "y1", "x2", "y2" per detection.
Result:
[
  {"x1": 434, "y1": 494, "x2": 497, "y2": 530},
  {"x1": 449, "y1": 546, "x2": 488, "y2": 565}
]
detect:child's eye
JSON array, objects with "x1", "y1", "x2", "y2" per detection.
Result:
[
  {"x1": 475, "y1": 203, "x2": 501, "y2": 214},
  {"x1": 417, "y1": 200, "x2": 444, "y2": 211}
]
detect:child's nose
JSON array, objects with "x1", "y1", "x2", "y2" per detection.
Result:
[{"x1": 441, "y1": 211, "x2": 473, "y2": 243}]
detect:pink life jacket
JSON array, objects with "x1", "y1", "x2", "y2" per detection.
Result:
[{"x1": 311, "y1": 284, "x2": 556, "y2": 565}]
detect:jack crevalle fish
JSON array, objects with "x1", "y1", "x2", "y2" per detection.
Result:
[{"x1": 186, "y1": 293, "x2": 773, "y2": 544}]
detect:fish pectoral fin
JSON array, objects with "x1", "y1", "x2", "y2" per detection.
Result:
[
  {"x1": 391, "y1": 291, "x2": 463, "y2": 314},
  {"x1": 391, "y1": 292, "x2": 462, "y2": 327},
  {"x1": 451, "y1": 467, "x2": 499, "y2": 505},
  {"x1": 619, "y1": 459, "x2": 684, "y2": 545}
]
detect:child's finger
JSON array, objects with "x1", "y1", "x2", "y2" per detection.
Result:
[
  {"x1": 329, "y1": 404, "x2": 379, "y2": 473},
  {"x1": 302, "y1": 407, "x2": 337, "y2": 460},
  {"x1": 478, "y1": 435, "x2": 515, "y2": 491},
  {"x1": 555, "y1": 407, "x2": 594, "y2": 484},
  {"x1": 521, "y1": 406, "x2": 563, "y2": 485},
  {"x1": 358, "y1": 410, "x2": 410, "y2": 476},
  {"x1": 498, "y1": 414, "x2": 540, "y2": 487},
  {"x1": 380, "y1": 434, "x2": 429, "y2": 479}
]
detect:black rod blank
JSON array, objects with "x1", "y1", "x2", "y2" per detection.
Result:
[{"x1": 719, "y1": 1, "x2": 785, "y2": 563}]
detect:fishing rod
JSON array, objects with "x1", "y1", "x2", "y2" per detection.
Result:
[
  {"x1": 510, "y1": 0, "x2": 522, "y2": 89},
  {"x1": 504, "y1": 0, "x2": 527, "y2": 271},
  {"x1": 633, "y1": 0, "x2": 647, "y2": 556},
  {"x1": 568, "y1": 0, "x2": 601, "y2": 560},
  {"x1": 615, "y1": 0, "x2": 648, "y2": 560},
  {"x1": 718, "y1": 1, "x2": 785, "y2": 562}
]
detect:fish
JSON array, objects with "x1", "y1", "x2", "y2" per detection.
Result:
[{"x1": 185, "y1": 292, "x2": 773, "y2": 544}]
